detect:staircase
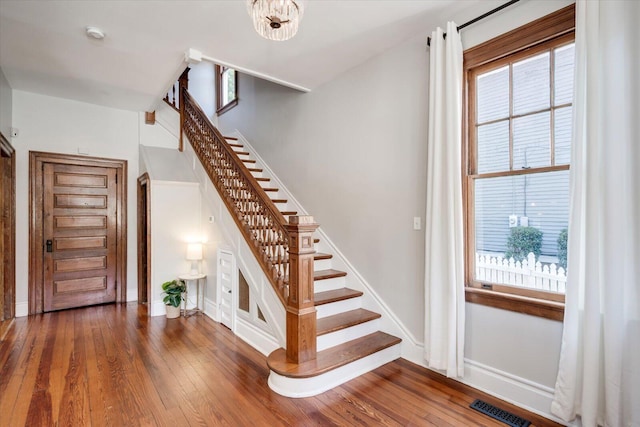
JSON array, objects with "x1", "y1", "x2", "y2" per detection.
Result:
[{"x1": 179, "y1": 85, "x2": 401, "y2": 397}]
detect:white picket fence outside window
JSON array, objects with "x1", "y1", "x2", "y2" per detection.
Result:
[{"x1": 475, "y1": 252, "x2": 566, "y2": 293}]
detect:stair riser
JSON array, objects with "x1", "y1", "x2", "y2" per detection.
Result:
[
  {"x1": 264, "y1": 190, "x2": 281, "y2": 198},
  {"x1": 315, "y1": 297, "x2": 362, "y2": 319},
  {"x1": 316, "y1": 318, "x2": 381, "y2": 352},
  {"x1": 268, "y1": 344, "x2": 401, "y2": 398},
  {"x1": 313, "y1": 258, "x2": 332, "y2": 271},
  {"x1": 313, "y1": 276, "x2": 346, "y2": 294}
]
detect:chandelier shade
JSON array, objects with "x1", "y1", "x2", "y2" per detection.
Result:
[{"x1": 248, "y1": 0, "x2": 303, "y2": 41}]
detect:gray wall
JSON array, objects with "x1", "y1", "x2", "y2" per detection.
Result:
[
  {"x1": 0, "y1": 67, "x2": 12, "y2": 139},
  {"x1": 219, "y1": 34, "x2": 429, "y2": 338}
]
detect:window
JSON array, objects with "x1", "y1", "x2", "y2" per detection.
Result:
[
  {"x1": 216, "y1": 65, "x2": 238, "y2": 115},
  {"x1": 464, "y1": 5, "x2": 575, "y2": 320}
]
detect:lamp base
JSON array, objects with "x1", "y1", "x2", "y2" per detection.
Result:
[{"x1": 189, "y1": 261, "x2": 200, "y2": 276}]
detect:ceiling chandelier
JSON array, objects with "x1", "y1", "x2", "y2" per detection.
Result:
[{"x1": 247, "y1": 0, "x2": 304, "y2": 41}]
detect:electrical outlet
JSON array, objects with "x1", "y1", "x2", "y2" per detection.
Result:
[
  {"x1": 413, "y1": 217, "x2": 421, "y2": 230},
  {"x1": 208, "y1": 215, "x2": 215, "y2": 224}
]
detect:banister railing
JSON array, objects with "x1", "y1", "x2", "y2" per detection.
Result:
[
  {"x1": 180, "y1": 86, "x2": 318, "y2": 363},
  {"x1": 164, "y1": 67, "x2": 189, "y2": 113}
]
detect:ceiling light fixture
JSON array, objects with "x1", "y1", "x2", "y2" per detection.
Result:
[
  {"x1": 247, "y1": 0, "x2": 303, "y2": 41},
  {"x1": 85, "y1": 26, "x2": 105, "y2": 40}
]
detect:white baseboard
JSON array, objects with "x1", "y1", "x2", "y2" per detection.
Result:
[
  {"x1": 460, "y1": 358, "x2": 569, "y2": 425},
  {"x1": 203, "y1": 297, "x2": 219, "y2": 322},
  {"x1": 150, "y1": 301, "x2": 166, "y2": 317},
  {"x1": 235, "y1": 316, "x2": 279, "y2": 357},
  {"x1": 15, "y1": 302, "x2": 28, "y2": 318},
  {"x1": 201, "y1": 299, "x2": 279, "y2": 357}
]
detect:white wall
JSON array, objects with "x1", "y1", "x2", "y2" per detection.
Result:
[
  {"x1": 188, "y1": 61, "x2": 217, "y2": 127},
  {"x1": 217, "y1": 0, "x2": 574, "y2": 420},
  {"x1": 12, "y1": 90, "x2": 140, "y2": 315},
  {"x1": 139, "y1": 145, "x2": 196, "y2": 182},
  {"x1": 148, "y1": 181, "x2": 201, "y2": 316},
  {"x1": 0, "y1": 67, "x2": 11, "y2": 139}
]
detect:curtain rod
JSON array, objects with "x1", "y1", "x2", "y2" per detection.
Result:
[{"x1": 427, "y1": 0, "x2": 521, "y2": 47}]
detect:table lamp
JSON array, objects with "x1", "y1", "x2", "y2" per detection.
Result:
[{"x1": 186, "y1": 243, "x2": 203, "y2": 275}]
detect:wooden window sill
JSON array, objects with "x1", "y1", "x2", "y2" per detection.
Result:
[
  {"x1": 216, "y1": 99, "x2": 238, "y2": 116},
  {"x1": 465, "y1": 287, "x2": 565, "y2": 321}
]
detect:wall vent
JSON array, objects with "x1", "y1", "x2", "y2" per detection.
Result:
[{"x1": 469, "y1": 399, "x2": 531, "y2": 427}]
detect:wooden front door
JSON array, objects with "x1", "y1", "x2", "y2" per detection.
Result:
[
  {"x1": 43, "y1": 163, "x2": 117, "y2": 311},
  {"x1": 30, "y1": 152, "x2": 127, "y2": 314}
]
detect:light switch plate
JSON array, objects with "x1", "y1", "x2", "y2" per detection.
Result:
[{"x1": 413, "y1": 217, "x2": 421, "y2": 230}]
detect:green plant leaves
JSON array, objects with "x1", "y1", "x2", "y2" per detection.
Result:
[
  {"x1": 161, "y1": 279, "x2": 186, "y2": 307},
  {"x1": 505, "y1": 226, "x2": 543, "y2": 262}
]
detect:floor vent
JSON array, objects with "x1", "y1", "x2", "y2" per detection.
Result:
[{"x1": 469, "y1": 399, "x2": 531, "y2": 427}]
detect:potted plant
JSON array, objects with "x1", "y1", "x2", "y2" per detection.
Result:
[{"x1": 161, "y1": 279, "x2": 186, "y2": 319}]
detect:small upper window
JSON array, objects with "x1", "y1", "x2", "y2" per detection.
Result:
[{"x1": 216, "y1": 65, "x2": 238, "y2": 115}]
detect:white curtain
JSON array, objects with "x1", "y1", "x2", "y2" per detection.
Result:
[
  {"x1": 551, "y1": 1, "x2": 640, "y2": 426},
  {"x1": 424, "y1": 22, "x2": 465, "y2": 378}
]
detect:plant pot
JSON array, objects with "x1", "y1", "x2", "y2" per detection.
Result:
[{"x1": 165, "y1": 305, "x2": 181, "y2": 319}]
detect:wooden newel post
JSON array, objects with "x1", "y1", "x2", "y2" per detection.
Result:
[
  {"x1": 284, "y1": 215, "x2": 319, "y2": 364},
  {"x1": 178, "y1": 67, "x2": 190, "y2": 152}
]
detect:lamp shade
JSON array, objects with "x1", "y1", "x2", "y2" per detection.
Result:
[{"x1": 186, "y1": 243, "x2": 203, "y2": 261}]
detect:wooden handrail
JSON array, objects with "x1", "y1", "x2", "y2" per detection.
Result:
[{"x1": 181, "y1": 87, "x2": 318, "y2": 363}]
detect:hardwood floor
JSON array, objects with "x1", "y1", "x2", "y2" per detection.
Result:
[{"x1": 0, "y1": 303, "x2": 562, "y2": 426}]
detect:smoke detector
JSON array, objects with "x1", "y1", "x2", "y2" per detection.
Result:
[{"x1": 85, "y1": 26, "x2": 105, "y2": 40}]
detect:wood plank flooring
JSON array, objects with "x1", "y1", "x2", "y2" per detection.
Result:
[{"x1": 0, "y1": 303, "x2": 562, "y2": 426}]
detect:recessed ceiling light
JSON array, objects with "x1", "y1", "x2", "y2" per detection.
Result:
[{"x1": 85, "y1": 26, "x2": 105, "y2": 40}]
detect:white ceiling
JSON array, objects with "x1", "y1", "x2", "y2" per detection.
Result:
[{"x1": 0, "y1": 0, "x2": 491, "y2": 111}]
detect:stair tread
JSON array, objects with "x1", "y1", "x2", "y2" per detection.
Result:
[
  {"x1": 262, "y1": 188, "x2": 279, "y2": 192},
  {"x1": 256, "y1": 177, "x2": 271, "y2": 182},
  {"x1": 235, "y1": 151, "x2": 251, "y2": 156},
  {"x1": 282, "y1": 253, "x2": 333, "y2": 263},
  {"x1": 314, "y1": 288, "x2": 363, "y2": 306},
  {"x1": 314, "y1": 269, "x2": 347, "y2": 281},
  {"x1": 224, "y1": 136, "x2": 239, "y2": 141},
  {"x1": 317, "y1": 309, "x2": 382, "y2": 336},
  {"x1": 267, "y1": 331, "x2": 401, "y2": 378},
  {"x1": 271, "y1": 199, "x2": 288, "y2": 204},
  {"x1": 280, "y1": 211, "x2": 298, "y2": 216},
  {"x1": 242, "y1": 159, "x2": 257, "y2": 164},
  {"x1": 248, "y1": 167, "x2": 263, "y2": 173}
]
